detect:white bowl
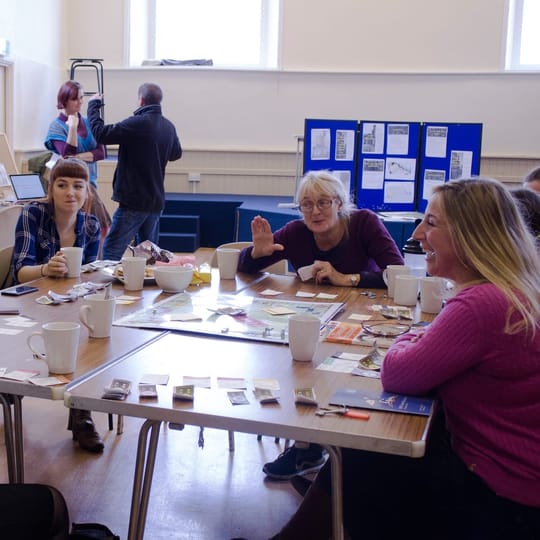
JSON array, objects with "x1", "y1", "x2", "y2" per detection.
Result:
[{"x1": 153, "y1": 266, "x2": 193, "y2": 293}]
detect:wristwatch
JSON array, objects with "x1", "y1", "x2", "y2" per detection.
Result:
[{"x1": 350, "y1": 274, "x2": 360, "y2": 287}]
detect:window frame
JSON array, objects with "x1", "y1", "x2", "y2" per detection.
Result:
[
  {"x1": 506, "y1": 0, "x2": 540, "y2": 70},
  {"x1": 128, "y1": 0, "x2": 280, "y2": 69}
]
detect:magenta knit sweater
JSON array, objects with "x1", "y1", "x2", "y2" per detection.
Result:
[{"x1": 382, "y1": 283, "x2": 540, "y2": 507}]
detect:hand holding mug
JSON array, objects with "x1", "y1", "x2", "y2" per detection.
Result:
[{"x1": 45, "y1": 251, "x2": 69, "y2": 278}]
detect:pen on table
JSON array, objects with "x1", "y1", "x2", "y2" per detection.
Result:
[
  {"x1": 0, "y1": 308, "x2": 20, "y2": 315},
  {"x1": 343, "y1": 410, "x2": 370, "y2": 420}
]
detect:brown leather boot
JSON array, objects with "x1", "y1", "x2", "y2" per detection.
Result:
[{"x1": 67, "y1": 409, "x2": 104, "y2": 453}]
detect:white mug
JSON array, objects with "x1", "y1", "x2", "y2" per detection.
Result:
[
  {"x1": 420, "y1": 276, "x2": 445, "y2": 314},
  {"x1": 393, "y1": 274, "x2": 419, "y2": 306},
  {"x1": 27, "y1": 321, "x2": 80, "y2": 374},
  {"x1": 382, "y1": 265, "x2": 411, "y2": 298},
  {"x1": 79, "y1": 293, "x2": 116, "y2": 338},
  {"x1": 216, "y1": 248, "x2": 240, "y2": 280},
  {"x1": 60, "y1": 247, "x2": 83, "y2": 278},
  {"x1": 288, "y1": 314, "x2": 320, "y2": 362},
  {"x1": 121, "y1": 256, "x2": 147, "y2": 290}
]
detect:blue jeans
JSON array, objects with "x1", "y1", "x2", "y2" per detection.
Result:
[{"x1": 102, "y1": 207, "x2": 162, "y2": 261}]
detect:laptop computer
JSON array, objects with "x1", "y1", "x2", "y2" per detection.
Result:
[{"x1": 9, "y1": 173, "x2": 47, "y2": 202}]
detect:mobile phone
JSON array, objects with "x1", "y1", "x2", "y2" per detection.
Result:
[{"x1": 1, "y1": 285, "x2": 39, "y2": 296}]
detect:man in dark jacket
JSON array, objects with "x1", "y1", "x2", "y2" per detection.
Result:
[{"x1": 87, "y1": 82, "x2": 182, "y2": 260}]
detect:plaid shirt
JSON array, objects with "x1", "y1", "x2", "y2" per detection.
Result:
[{"x1": 11, "y1": 202, "x2": 100, "y2": 284}]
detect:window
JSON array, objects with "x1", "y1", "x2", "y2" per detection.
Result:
[
  {"x1": 129, "y1": 0, "x2": 280, "y2": 69},
  {"x1": 506, "y1": 0, "x2": 540, "y2": 70}
]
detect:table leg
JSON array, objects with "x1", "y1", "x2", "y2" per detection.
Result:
[
  {"x1": 0, "y1": 394, "x2": 24, "y2": 483},
  {"x1": 128, "y1": 419, "x2": 162, "y2": 540},
  {"x1": 13, "y1": 395, "x2": 24, "y2": 482},
  {"x1": 0, "y1": 394, "x2": 16, "y2": 482},
  {"x1": 321, "y1": 445, "x2": 344, "y2": 540}
]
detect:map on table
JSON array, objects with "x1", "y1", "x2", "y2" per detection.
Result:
[{"x1": 113, "y1": 293, "x2": 344, "y2": 344}]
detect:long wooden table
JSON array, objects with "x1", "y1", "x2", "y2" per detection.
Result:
[
  {"x1": 0, "y1": 249, "x2": 264, "y2": 482},
  {"x1": 65, "y1": 271, "x2": 436, "y2": 540}
]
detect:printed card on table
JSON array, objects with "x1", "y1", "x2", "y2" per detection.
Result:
[
  {"x1": 253, "y1": 387, "x2": 279, "y2": 404},
  {"x1": 228, "y1": 391, "x2": 250, "y2": 405},
  {"x1": 173, "y1": 385, "x2": 195, "y2": 401},
  {"x1": 139, "y1": 383, "x2": 158, "y2": 398},
  {"x1": 294, "y1": 387, "x2": 318, "y2": 406}
]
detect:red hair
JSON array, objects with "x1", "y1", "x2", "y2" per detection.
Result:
[{"x1": 56, "y1": 80, "x2": 82, "y2": 109}]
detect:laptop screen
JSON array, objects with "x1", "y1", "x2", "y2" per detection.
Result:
[{"x1": 9, "y1": 173, "x2": 47, "y2": 201}]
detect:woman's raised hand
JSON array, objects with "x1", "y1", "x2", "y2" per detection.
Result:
[{"x1": 250, "y1": 215, "x2": 284, "y2": 259}]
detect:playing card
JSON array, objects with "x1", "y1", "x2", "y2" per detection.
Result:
[{"x1": 297, "y1": 264, "x2": 315, "y2": 282}]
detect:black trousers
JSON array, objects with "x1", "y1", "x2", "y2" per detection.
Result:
[{"x1": 318, "y1": 414, "x2": 540, "y2": 540}]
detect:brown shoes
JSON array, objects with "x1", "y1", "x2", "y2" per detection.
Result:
[{"x1": 67, "y1": 409, "x2": 104, "y2": 453}]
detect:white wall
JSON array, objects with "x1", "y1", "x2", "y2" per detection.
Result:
[
  {"x1": 0, "y1": 0, "x2": 66, "y2": 151},
  {"x1": 3, "y1": 0, "x2": 540, "y2": 162},
  {"x1": 63, "y1": 0, "x2": 540, "y2": 158},
  {"x1": 280, "y1": 0, "x2": 507, "y2": 72}
]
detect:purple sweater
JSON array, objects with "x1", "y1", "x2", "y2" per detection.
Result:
[
  {"x1": 382, "y1": 283, "x2": 540, "y2": 507},
  {"x1": 237, "y1": 209, "x2": 404, "y2": 288}
]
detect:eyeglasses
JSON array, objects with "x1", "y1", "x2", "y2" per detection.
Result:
[
  {"x1": 298, "y1": 199, "x2": 335, "y2": 213},
  {"x1": 362, "y1": 322, "x2": 411, "y2": 337}
]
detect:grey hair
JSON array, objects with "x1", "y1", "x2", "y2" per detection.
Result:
[{"x1": 296, "y1": 170, "x2": 356, "y2": 219}]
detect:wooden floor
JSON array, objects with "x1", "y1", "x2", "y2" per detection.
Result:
[{"x1": 0, "y1": 396, "x2": 302, "y2": 540}]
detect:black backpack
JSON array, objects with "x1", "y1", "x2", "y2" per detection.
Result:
[{"x1": 69, "y1": 522, "x2": 120, "y2": 540}]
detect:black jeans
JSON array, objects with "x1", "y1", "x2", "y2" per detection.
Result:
[{"x1": 317, "y1": 413, "x2": 539, "y2": 540}]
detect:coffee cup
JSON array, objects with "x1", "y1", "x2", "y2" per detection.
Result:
[
  {"x1": 216, "y1": 248, "x2": 240, "y2": 280},
  {"x1": 382, "y1": 265, "x2": 411, "y2": 297},
  {"x1": 79, "y1": 293, "x2": 116, "y2": 338},
  {"x1": 121, "y1": 256, "x2": 147, "y2": 290},
  {"x1": 27, "y1": 321, "x2": 80, "y2": 374},
  {"x1": 393, "y1": 274, "x2": 419, "y2": 306},
  {"x1": 288, "y1": 314, "x2": 320, "y2": 362},
  {"x1": 420, "y1": 276, "x2": 445, "y2": 314},
  {"x1": 60, "y1": 247, "x2": 83, "y2": 278}
]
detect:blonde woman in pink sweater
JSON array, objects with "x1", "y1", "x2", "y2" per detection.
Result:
[{"x1": 270, "y1": 177, "x2": 540, "y2": 540}]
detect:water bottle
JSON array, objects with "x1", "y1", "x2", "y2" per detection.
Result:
[{"x1": 402, "y1": 237, "x2": 426, "y2": 278}]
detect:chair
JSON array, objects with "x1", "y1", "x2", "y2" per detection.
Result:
[
  {"x1": 0, "y1": 205, "x2": 22, "y2": 289},
  {"x1": 0, "y1": 205, "x2": 22, "y2": 247},
  {"x1": 210, "y1": 241, "x2": 289, "y2": 275},
  {"x1": 0, "y1": 245, "x2": 14, "y2": 289}
]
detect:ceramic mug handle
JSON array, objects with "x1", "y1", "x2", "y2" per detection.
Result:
[{"x1": 27, "y1": 332, "x2": 46, "y2": 360}]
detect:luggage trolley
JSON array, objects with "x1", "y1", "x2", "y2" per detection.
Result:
[{"x1": 69, "y1": 58, "x2": 105, "y2": 119}]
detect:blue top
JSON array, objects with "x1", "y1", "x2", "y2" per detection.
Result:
[
  {"x1": 10, "y1": 202, "x2": 100, "y2": 284},
  {"x1": 44, "y1": 114, "x2": 105, "y2": 187}
]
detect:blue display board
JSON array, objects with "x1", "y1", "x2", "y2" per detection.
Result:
[
  {"x1": 303, "y1": 118, "x2": 359, "y2": 197},
  {"x1": 417, "y1": 123, "x2": 483, "y2": 212},
  {"x1": 355, "y1": 121, "x2": 422, "y2": 212}
]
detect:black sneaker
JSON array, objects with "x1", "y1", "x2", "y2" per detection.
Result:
[{"x1": 262, "y1": 444, "x2": 326, "y2": 480}]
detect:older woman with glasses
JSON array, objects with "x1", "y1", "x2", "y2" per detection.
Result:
[
  {"x1": 238, "y1": 170, "x2": 404, "y2": 288},
  {"x1": 238, "y1": 170, "x2": 405, "y2": 481}
]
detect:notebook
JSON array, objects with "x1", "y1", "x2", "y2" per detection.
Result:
[{"x1": 9, "y1": 173, "x2": 47, "y2": 201}]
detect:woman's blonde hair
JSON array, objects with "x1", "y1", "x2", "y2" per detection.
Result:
[{"x1": 434, "y1": 177, "x2": 540, "y2": 336}]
